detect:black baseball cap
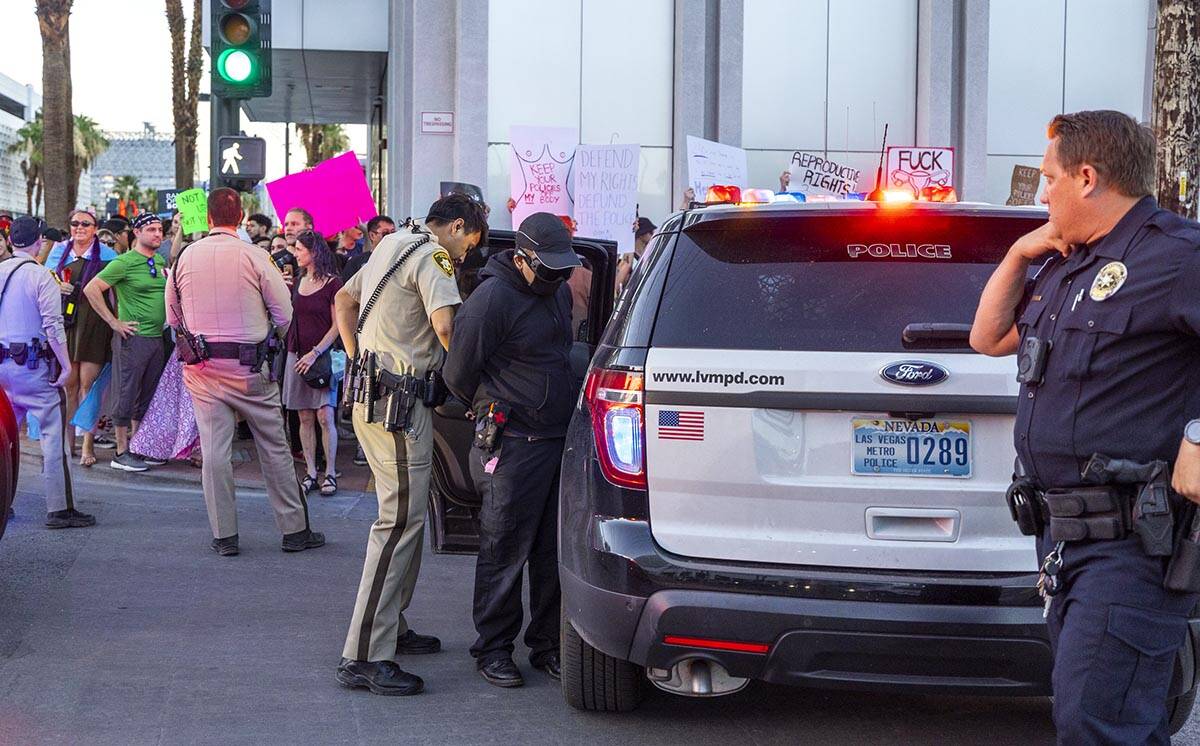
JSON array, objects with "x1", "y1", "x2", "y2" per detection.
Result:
[
  {"x1": 515, "y1": 212, "x2": 581, "y2": 271},
  {"x1": 635, "y1": 217, "x2": 657, "y2": 238},
  {"x1": 9, "y1": 216, "x2": 44, "y2": 249}
]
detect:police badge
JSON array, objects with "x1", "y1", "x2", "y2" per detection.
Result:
[
  {"x1": 1089, "y1": 261, "x2": 1127, "y2": 302},
  {"x1": 431, "y1": 248, "x2": 455, "y2": 278}
]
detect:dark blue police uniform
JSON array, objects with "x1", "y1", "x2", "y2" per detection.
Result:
[{"x1": 1016, "y1": 196, "x2": 1200, "y2": 744}]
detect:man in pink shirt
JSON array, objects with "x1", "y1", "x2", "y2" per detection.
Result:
[{"x1": 165, "y1": 188, "x2": 325, "y2": 557}]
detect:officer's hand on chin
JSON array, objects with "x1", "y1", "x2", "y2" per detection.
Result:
[
  {"x1": 1172, "y1": 439, "x2": 1200, "y2": 505},
  {"x1": 1013, "y1": 222, "x2": 1072, "y2": 261}
]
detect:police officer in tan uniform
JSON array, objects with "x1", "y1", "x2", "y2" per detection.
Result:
[
  {"x1": 335, "y1": 194, "x2": 487, "y2": 696},
  {"x1": 166, "y1": 188, "x2": 325, "y2": 556}
]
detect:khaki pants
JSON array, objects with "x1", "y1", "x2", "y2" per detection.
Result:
[
  {"x1": 183, "y1": 359, "x2": 309, "y2": 539},
  {"x1": 342, "y1": 402, "x2": 432, "y2": 662},
  {"x1": 0, "y1": 361, "x2": 73, "y2": 513}
]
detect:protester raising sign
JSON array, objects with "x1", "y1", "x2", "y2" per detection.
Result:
[
  {"x1": 1007, "y1": 164, "x2": 1041, "y2": 206},
  {"x1": 788, "y1": 152, "x2": 861, "y2": 198},
  {"x1": 572, "y1": 144, "x2": 640, "y2": 254},
  {"x1": 885, "y1": 147, "x2": 954, "y2": 194},
  {"x1": 686, "y1": 136, "x2": 747, "y2": 197},
  {"x1": 175, "y1": 188, "x2": 209, "y2": 235},
  {"x1": 265, "y1": 152, "x2": 378, "y2": 235},
  {"x1": 509, "y1": 125, "x2": 578, "y2": 228}
]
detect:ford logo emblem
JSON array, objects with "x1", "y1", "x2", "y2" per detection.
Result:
[{"x1": 880, "y1": 361, "x2": 949, "y2": 386}]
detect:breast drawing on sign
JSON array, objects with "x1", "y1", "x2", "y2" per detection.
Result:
[{"x1": 514, "y1": 145, "x2": 575, "y2": 209}]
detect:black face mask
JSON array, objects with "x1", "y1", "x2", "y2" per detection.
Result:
[{"x1": 517, "y1": 251, "x2": 572, "y2": 296}]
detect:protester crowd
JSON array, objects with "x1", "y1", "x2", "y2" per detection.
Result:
[{"x1": 0, "y1": 200, "x2": 652, "y2": 494}]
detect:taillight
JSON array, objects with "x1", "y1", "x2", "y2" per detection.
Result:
[{"x1": 584, "y1": 367, "x2": 646, "y2": 490}]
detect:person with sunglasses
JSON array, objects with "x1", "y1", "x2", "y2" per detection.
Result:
[
  {"x1": 83, "y1": 213, "x2": 169, "y2": 473},
  {"x1": 47, "y1": 210, "x2": 118, "y2": 467},
  {"x1": 442, "y1": 212, "x2": 581, "y2": 689}
]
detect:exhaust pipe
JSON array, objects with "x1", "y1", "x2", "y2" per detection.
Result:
[{"x1": 647, "y1": 658, "x2": 749, "y2": 697}]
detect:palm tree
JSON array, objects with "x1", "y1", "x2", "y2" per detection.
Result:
[
  {"x1": 112, "y1": 175, "x2": 140, "y2": 204},
  {"x1": 36, "y1": 0, "x2": 75, "y2": 222},
  {"x1": 7, "y1": 111, "x2": 43, "y2": 215},
  {"x1": 166, "y1": 0, "x2": 203, "y2": 189},
  {"x1": 140, "y1": 187, "x2": 159, "y2": 214},
  {"x1": 1154, "y1": 0, "x2": 1200, "y2": 218},
  {"x1": 296, "y1": 124, "x2": 350, "y2": 168},
  {"x1": 72, "y1": 115, "x2": 109, "y2": 204}
]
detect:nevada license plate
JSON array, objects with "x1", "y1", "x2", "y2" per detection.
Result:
[{"x1": 851, "y1": 418, "x2": 972, "y2": 478}]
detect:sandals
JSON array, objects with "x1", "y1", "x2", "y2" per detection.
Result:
[
  {"x1": 300, "y1": 474, "x2": 318, "y2": 494},
  {"x1": 320, "y1": 474, "x2": 338, "y2": 497}
]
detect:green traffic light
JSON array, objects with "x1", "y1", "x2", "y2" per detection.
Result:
[{"x1": 217, "y1": 48, "x2": 256, "y2": 84}]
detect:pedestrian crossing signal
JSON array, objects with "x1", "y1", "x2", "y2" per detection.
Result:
[{"x1": 212, "y1": 0, "x2": 272, "y2": 99}]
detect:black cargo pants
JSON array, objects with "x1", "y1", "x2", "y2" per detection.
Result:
[{"x1": 468, "y1": 434, "x2": 563, "y2": 666}]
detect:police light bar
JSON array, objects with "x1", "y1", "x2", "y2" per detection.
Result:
[
  {"x1": 871, "y1": 186, "x2": 959, "y2": 204},
  {"x1": 704, "y1": 185, "x2": 776, "y2": 205}
]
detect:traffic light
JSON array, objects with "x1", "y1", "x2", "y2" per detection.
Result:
[{"x1": 211, "y1": 0, "x2": 272, "y2": 99}]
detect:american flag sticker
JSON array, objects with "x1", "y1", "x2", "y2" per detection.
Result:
[{"x1": 658, "y1": 410, "x2": 705, "y2": 441}]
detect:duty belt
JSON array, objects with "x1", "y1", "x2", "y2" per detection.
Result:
[
  {"x1": 0, "y1": 339, "x2": 52, "y2": 367},
  {"x1": 204, "y1": 341, "x2": 265, "y2": 360}
]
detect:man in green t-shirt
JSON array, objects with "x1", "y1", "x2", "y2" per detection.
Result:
[{"x1": 84, "y1": 213, "x2": 168, "y2": 472}]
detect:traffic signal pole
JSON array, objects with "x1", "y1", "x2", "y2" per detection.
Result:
[{"x1": 209, "y1": 95, "x2": 242, "y2": 191}]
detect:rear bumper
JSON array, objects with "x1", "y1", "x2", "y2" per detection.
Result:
[{"x1": 561, "y1": 516, "x2": 1055, "y2": 696}]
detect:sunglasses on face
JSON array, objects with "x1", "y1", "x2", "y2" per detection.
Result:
[
  {"x1": 517, "y1": 250, "x2": 573, "y2": 282},
  {"x1": 70, "y1": 221, "x2": 95, "y2": 228},
  {"x1": 101, "y1": 239, "x2": 116, "y2": 247}
]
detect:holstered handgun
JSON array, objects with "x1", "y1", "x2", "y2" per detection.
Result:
[
  {"x1": 363, "y1": 353, "x2": 378, "y2": 423},
  {"x1": 1081, "y1": 454, "x2": 1173, "y2": 557}
]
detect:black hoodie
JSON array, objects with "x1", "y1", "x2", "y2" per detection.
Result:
[{"x1": 443, "y1": 250, "x2": 576, "y2": 438}]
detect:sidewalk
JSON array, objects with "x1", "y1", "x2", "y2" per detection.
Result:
[{"x1": 19, "y1": 429, "x2": 374, "y2": 495}]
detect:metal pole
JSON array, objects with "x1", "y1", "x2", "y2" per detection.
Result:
[
  {"x1": 209, "y1": 96, "x2": 242, "y2": 190},
  {"x1": 284, "y1": 123, "x2": 291, "y2": 176}
]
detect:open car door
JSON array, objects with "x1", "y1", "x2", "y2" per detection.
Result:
[{"x1": 429, "y1": 231, "x2": 618, "y2": 553}]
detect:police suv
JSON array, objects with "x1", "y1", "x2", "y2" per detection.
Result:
[{"x1": 555, "y1": 187, "x2": 1200, "y2": 729}]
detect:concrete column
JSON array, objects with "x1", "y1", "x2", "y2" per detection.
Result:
[
  {"x1": 957, "y1": 0, "x2": 990, "y2": 201},
  {"x1": 916, "y1": 0, "x2": 989, "y2": 201},
  {"x1": 673, "y1": 0, "x2": 744, "y2": 205},
  {"x1": 387, "y1": 0, "x2": 490, "y2": 219}
]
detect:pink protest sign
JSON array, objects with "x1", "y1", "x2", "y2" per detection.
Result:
[{"x1": 266, "y1": 151, "x2": 378, "y2": 235}]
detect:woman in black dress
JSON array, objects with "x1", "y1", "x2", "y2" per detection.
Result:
[{"x1": 53, "y1": 209, "x2": 116, "y2": 465}]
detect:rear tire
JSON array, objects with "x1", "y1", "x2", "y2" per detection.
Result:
[
  {"x1": 1168, "y1": 685, "x2": 1197, "y2": 736},
  {"x1": 561, "y1": 608, "x2": 645, "y2": 712}
]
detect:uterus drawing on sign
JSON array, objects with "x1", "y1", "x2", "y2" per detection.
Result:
[
  {"x1": 513, "y1": 143, "x2": 576, "y2": 212},
  {"x1": 888, "y1": 168, "x2": 952, "y2": 193}
]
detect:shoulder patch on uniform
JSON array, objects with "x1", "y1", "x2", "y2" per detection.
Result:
[{"x1": 431, "y1": 248, "x2": 454, "y2": 278}]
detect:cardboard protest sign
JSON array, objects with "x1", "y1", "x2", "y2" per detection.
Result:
[
  {"x1": 1007, "y1": 164, "x2": 1041, "y2": 206},
  {"x1": 265, "y1": 151, "x2": 378, "y2": 235},
  {"x1": 509, "y1": 125, "x2": 578, "y2": 229},
  {"x1": 788, "y1": 152, "x2": 861, "y2": 197},
  {"x1": 175, "y1": 188, "x2": 209, "y2": 234},
  {"x1": 686, "y1": 136, "x2": 747, "y2": 197},
  {"x1": 885, "y1": 147, "x2": 954, "y2": 193},
  {"x1": 572, "y1": 144, "x2": 640, "y2": 254}
]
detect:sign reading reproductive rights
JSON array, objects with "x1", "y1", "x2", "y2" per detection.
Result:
[
  {"x1": 175, "y1": 188, "x2": 209, "y2": 235},
  {"x1": 265, "y1": 151, "x2": 378, "y2": 235},
  {"x1": 789, "y1": 152, "x2": 862, "y2": 197},
  {"x1": 509, "y1": 125, "x2": 578, "y2": 229},
  {"x1": 885, "y1": 146, "x2": 955, "y2": 194},
  {"x1": 572, "y1": 144, "x2": 640, "y2": 254},
  {"x1": 686, "y1": 136, "x2": 747, "y2": 197}
]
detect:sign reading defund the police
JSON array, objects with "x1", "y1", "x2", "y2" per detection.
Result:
[
  {"x1": 885, "y1": 147, "x2": 954, "y2": 193},
  {"x1": 573, "y1": 144, "x2": 640, "y2": 254},
  {"x1": 789, "y1": 152, "x2": 861, "y2": 197}
]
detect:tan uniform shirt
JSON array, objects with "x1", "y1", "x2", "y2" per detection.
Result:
[
  {"x1": 165, "y1": 228, "x2": 293, "y2": 344},
  {"x1": 342, "y1": 228, "x2": 462, "y2": 375}
]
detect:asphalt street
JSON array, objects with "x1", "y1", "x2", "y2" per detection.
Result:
[{"x1": 0, "y1": 467, "x2": 1195, "y2": 745}]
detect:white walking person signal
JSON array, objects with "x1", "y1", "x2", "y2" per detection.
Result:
[{"x1": 221, "y1": 142, "x2": 243, "y2": 175}]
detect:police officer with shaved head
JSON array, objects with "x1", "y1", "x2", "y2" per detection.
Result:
[
  {"x1": 444, "y1": 212, "x2": 581, "y2": 688},
  {"x1": 973, "y1": 110, "x2": 1200, "y2": 742},
  {"x1": 0, "y1": 217, "x2": 92, "y2": 528}
]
